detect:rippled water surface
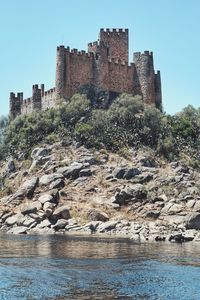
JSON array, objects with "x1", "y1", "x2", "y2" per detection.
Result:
[{"x1": 0, "y1": 234, "x2": 200, "y2": 299}]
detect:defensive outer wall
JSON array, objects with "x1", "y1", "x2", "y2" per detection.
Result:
[{"x1": 9, "y1": 28, "x2": 162, "y2": 119}]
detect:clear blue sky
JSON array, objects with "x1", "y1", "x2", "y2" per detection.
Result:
[{"x1": 0, "y1": 0, "x2": 199, "y2": 116}]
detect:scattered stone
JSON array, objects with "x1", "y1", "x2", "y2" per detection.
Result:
[
  {"x1": 193, "y1": 201, "x2": 200, "y2": 212},
  {"x1": 87, "y1": 209, "x2": 109, "y2": 222},
  {"x1": 6, "y1": 214, "x2": 21, "y2": 226},
  {"x1": 169, "y1": 233, "x2": 184, "y2": 243},
  {"x1": 168, "y1": 204, "x2": 183, "y2": 215},
  {"x1": 38, "y1": 194, "x2": 54, "y2": 204},
  {"x1": 37, "y1": 219, "x2": 51, "y2": 229},
  {"x1": 82, "y1": 221, "x2": 101, "y2": 232},
  {"x1": 51, "y1": 205, "x2": 71, "y2": 221},
  {"x1": 53, "y1": 219, "x2": 68, "y2": 230},
  {"x1": 6, "y1": 159, "x2": 16, "y2": 174},
  {"x1": 23, "y1": 216, "x2": 36, "y2": 227},
  {"x1": 1, "y1": 211, "x2": 13, "y2": 222},
  {"x1": 14, "y1": 177, "x2": 39, "y2": 199},
  {"x1": 145, "y1": 210, "x2": 160, "y2": 219},
  {"x1": 123, "y1": 168, "x2": 140, "y2": 179},
  {"x1": 112, "y1": 167, "x2": 126, "y2": 179},
  {"x1": 185, "y1": 213, "x2": 200, "y2": 230},
  {"x1": 20, "y1": 201, "x2": 42, "y2": 215},
  {"x1": 98, "y1": 220, "x2": 119, "y2": 233},
  {"x1": 57, "y1": 162, "x2": 83, "y2": 180},
  {"x1": 39, "y1": 174, "x2": 64, "y2": 186},
  {"x1": 8, "y1": 226, "x2": 27, "y2": 235},
  {"x1": 79, "y1": 169, "x2": 92, "y2": 177},
  {"x1": 31, "y1": 147, "x2": 49, "y2": 160},
  {"x1": 49, "y1": 179, "x2": 65, "y2": 190},
  {"x1": 43, "y1": 202, "x2": 56, "y2": 211},
  {"x1": 140, "y1": 157, "x2": 156, "y2": 168}
]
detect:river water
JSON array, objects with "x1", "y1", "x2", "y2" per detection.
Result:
[{"x1": 0, "y1": 234, "x2": 200, "y2": 300}]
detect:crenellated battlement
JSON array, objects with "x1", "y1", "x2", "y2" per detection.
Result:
[
  {"x1": 100, "y1": 28, "x2": 128, "y2": 34},
  {"x1": 134, "y1": 51, "x2": 153, "y2": 58},
  {"x1": 10, "y1": 28, "x2": 162, "y2": 118},
  {"x1": 88, "y1": 41, "x2": 99, "y2": 47},
  {"x1": 44, "y1": 87, "x2": 56, "y2": 96}
]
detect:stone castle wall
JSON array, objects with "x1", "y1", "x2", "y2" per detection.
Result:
[
  {"x1": 10, "y1": 85, "x2": 56, "y2": 119},
  {"x1": 9, "y1": 28, "x2": 162, "y2": 119}
]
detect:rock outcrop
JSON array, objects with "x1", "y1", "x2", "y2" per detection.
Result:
[{"x1": 0, "y1": 143, "x2": 200, "y2": 243}]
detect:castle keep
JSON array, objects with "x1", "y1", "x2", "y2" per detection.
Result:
[{"x1": 9, "y1": 28, "x2": 162, "y2": 118}]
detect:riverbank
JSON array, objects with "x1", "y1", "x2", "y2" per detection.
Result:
[{"x1": 0, "y1": 142, "x2": 200, "y2": 243}]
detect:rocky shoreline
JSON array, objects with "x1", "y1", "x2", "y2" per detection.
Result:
[{"x1": 0, "y1": 143, "x2": 200, "y2": 243}]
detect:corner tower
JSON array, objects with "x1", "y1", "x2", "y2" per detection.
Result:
[{"x1": 9, "y1": 92, "x2": 23, "y2": 119}]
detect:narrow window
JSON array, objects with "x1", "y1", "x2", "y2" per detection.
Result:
[{"x1": 107, "y1": 48, "x2": 109, "y2": 56}]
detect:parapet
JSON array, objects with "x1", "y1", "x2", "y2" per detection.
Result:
[
  {"x1": 69, "y1": 48, "x2": 94, "y2": 58},
  {"x1": 100, "y1": 28, "x2": 128, "y2": 34},
  {"x1": 44, "y1": 87, "x2": 56, "y2": 96},
  {"x1": 57, "y1": 45, "x2": 65, "y2": 51},
  {"x1": 134, "y1": 51, "x2": 153, "y2": 59}
]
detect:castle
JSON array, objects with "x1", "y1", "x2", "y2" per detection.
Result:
[{"x1": 9, "y1": 28, "x2": 162, "y2": 119}]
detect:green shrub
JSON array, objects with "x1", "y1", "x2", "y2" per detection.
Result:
[{"x1": 0, "y1": 95, "x2": 199, "y2": 162}]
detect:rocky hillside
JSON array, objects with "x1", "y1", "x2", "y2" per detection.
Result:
[{"x1": 0, "y1": 142, "x2": 200, "y2": 243}]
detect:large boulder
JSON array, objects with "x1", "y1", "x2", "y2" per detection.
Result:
[
  {"x1": 114, "y1": 184, "x2": 147, "y2": 205},
  {"x1": 38, "y1": 194, "x2": 54, "y2": 205},
  {"x1": 51, "y1": 205, "x2": 71, "y2": 221},
  {"x1": 31, "y1": 147, "x2": 49, "y2": 160},
  {"x1": 123, "y1": 168, "x2": 140, "y2": 180},
  {"x1": 30, "y1": 147, "x2": 51, "y2": 171},
  {"x1": 19, "y1": 201, "x2": 42, "y2": 215},
  {"x1": 39, "y1": 173, "x2": 64, "y2": 186},
  {"x1": 52, "y1": 219, "x2": 68, "y2": 230},
  {"x1": 185, "y1": 213, "x2": 200, "y2": 230},
  {"x1": 98, "y1": 220, "x2": 119, "y2": 233},
  {"x1": 87, "y1": 209, "x2": 109, "y2": 222},
  {"x1": 8, "y1": 226, "x2": 27, "y2": 235},
  {"x1": 79, "y1": 169, "x2": 92, "y2": 177},
  {"x1": 14, "y1": 177, "x2": 39, "y2": 199},
  {"x1": 112, "y1": 167, "x2": 126, "y2": 179},
  {"x1": 112, "y1": 167, "x2": 140, "y2": 180},
  {"x1": 49, "y1": 179, "x2": 65, "y2": 190},
  {"x1": 5, "y1": 213, "x2": 25, "y2": 226},
  {"x1": 57, "y1": 162, "x2": 83, "y2": 180},
  {"x1": 22, "y1": 216, "x2": 36, "y2": 227}
]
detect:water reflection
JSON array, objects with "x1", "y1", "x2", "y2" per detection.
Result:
[
  {"x1": 1, "y1": 233, "x2": 200, "y2": 262},
  {"x1": 0, "y1": 234, "x2": 200, "y2": 299}
]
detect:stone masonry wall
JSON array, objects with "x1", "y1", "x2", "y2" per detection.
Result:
[
  {"x1": 42, "y1": 88, "x2": 56, "y2": 110},
  {"x1": 108, "y1": 60, "x2": 134, "y2": 93},
  {"x1": 99, "y1": 29, "x2": 128, "y2": 62},
  {"x1": 66, "y1": 50, "x2": 94, "y2": 97},
  {"x1": 21, "y1": 98, "x2": 32, "y2": 115}
]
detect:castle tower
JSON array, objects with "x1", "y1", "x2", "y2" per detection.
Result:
[
  {"x1": 133, "y1": 51, "x2": 157, "y2": 106},
  {"x1": 99, "y1": 28, "x2": 129, "y2": 62},
  {"x1": 88, "y1": 40, "x2": 110, "y2": 91},
  {"x1": 55, "y1": 46, "x2": 66, "y2": 100},
  {"x1": 9, "y1": 92, "x2": 23, "y2": 119},
  {"x1": 32, "y1": 85, "x2": 42, "y2": 110}
]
